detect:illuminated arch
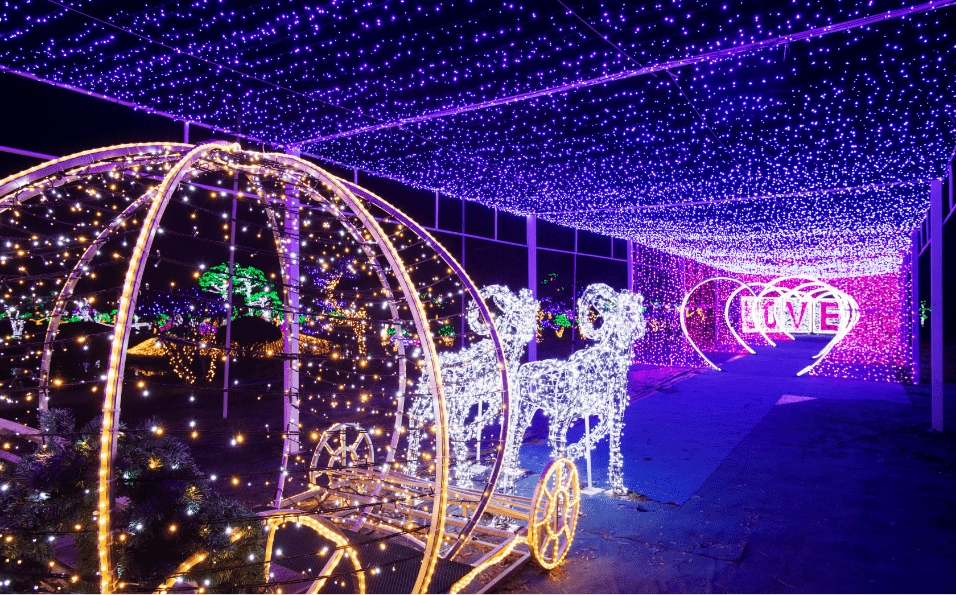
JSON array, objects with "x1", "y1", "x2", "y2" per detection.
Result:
[
  {"x1": 38, "y1": 189, "x2": 158, "y2": 409},
  {"x1": 754, "y1": 276, "x2": 860, "y2": 377},
  {"x1": 0, "y1": 143, "x2": 190, "y2": 213},
  {"x1": 679, "y1": 276, "x2": 756, "y2": 371},
  {"x1": 2, "y1": 142, "x2": 515, "y2": 593},
  {"x1": 227, "y1": 157, "x2": 515, "y2": 563},
  {"x1": 683, "y1": 275, "x2": 860, "y2": 376},
  {"x1": 261, "y1": 511, "x2": 367, "y2": 594},
  {"x1": 0, "y1": 144, "x2": 193, "y2": 410},
  {"x1": 722, "y1": 281, "x2": 767, "y2": 353},
  {"x1": 96, "y1": 142, "x2": 237, "y2": 591},
  {"x1": 777, "y1": 283, "x2": 860, "y2": 376}
]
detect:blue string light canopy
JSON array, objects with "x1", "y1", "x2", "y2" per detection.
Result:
[{"x1": 0, "y1": 1, "x2": 954, "y2": 274}]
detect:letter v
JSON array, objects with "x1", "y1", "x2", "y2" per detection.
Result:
[{"x1": 786, "y1": 300, "x2": 808, "y2": 330}]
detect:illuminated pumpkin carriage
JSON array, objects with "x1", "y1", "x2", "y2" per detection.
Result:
[{"x1": 0, "y1": 143, "x2": 578, "y2": 593}]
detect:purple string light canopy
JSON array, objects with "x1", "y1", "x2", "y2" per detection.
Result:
[{"x1": 2, "y1": 1, "x2": 954, "y2": 277}]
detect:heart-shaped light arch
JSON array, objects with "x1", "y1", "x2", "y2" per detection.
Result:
[
  {"x1": 680, "y1": 277, "x2": 758, "y2": 371},
  {"x1": 681, "y1": 276, "x2": 860, "y2": 374},
  {"x1": 757, "y1": 277, "x2": 860, "y2": 376}
]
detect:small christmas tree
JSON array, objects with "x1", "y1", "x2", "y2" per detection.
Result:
[{"x1": 0, "y1": 410, "x2": 264, "y2": 593}]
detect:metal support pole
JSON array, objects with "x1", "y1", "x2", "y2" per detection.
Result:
[
  {"x1": 527, "y1": 215, "x2": 537, "y2": 362},
  {"x1": 580, "y1": 410, "x2": 602, "y2": 494},
  {"x1": 275, "y1": 177, "x2": 302, "y2": 509},
  {"x1": 461, "y1": 197, "x2": 467, "y2": 345},
  {"x1": 931, "y1": 180, "x2": 943, "y2": 432},
  {"x1": 222, "y1": 179, "x2": 237, "y2": 418},
  {"x1": 911, "y1": 229, "x2": 920, "y2": 384},
  {"x1": 184, "y1": 121, "x2": 190, "y2": 144},
  {"x1": 434, "y1": 190, "x2": 439, "y2": 229},
  {"x1": 571, "y1": 230, "x2": 578, "y2": 352},
  {"x1": 585, "y1": 413, "x2": 593, "y2": 490},
  {"x1": 627, "y1": 239, "x2": 634, "y2": 293},
  {"x1": 950, "y1": 161, "x2": 955, "y2": 212},
  {"x1": 283, "y1": 186, "x2": 302, "y2": 453},
  {"x1": 475, "y1": 400, "x2": 483, "y2": 466}
]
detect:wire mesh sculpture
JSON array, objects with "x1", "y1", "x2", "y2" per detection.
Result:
[
  {"x1": 405, "y1": 285, "x2": 539, "y2": 484},
  {"x1": 500, "y1": 284, "x2": 646, "y2": 495}
]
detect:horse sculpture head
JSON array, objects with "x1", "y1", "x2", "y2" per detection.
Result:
[
  {"x1": 466, "y1": 285, "x2": 539, "y2": 363},
  {"x1": 576, "y1": 283, "x2": 646, "y2": 353}
]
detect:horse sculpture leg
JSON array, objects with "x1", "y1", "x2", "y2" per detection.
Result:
[
  {"x1": 607, "y1": 388, "x2": 628, "y2": 495},
  {"x1": 499, "y1": 398, "x2": 536, "y2": 494},
  {"x1": 547, "y1": 415, "x2": 573, "y2": 459},
  {"x1": 451, "y1": 416, "x2": 476, "y2": 486}
]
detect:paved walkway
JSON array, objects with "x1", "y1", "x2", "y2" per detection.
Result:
[
  {"x1": 514, "y1": 337, "x2": 912, "y2": 503},
  {"x1": 500, "y1": 338, "x2": 956, "y2": 593}
]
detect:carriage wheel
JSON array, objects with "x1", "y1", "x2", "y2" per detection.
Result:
[
  {"x1": 310, "y1": 423, "x2": 376, "y2": 497},
  {"x1": 527, "y1": 458, "x2": 580, "y2": 569}
]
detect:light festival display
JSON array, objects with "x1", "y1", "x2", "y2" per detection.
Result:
[
  {"x1": 0, "y1": 0, "x2": 952, "y2": 589},
  {"x1": 197, "y1": 263, "x2": 281, "y2": 321},
  {"x1": 634, "y1": 242, "x2": 914, "y2": 384},
  {"x1": 801, "y1": 272, "x2": 913, "y2": 383},
  {"x1": 681, "y1": 275, "x2": 861, "y2": 375},
  {"x1": 0, "y1": 143, "x2": 583, "y2": 593}
]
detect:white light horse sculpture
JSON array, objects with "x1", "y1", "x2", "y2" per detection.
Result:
[
  {"x1": 406, "y1": 285, "x2": 539, "y2": 483},
  {"x1": 501, "y1": 284, "x2": 645, "y2": 495}
]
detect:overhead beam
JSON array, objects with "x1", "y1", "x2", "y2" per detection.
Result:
[{"x1": 930, "y1": 180, "x2": 943, "y2": 432}]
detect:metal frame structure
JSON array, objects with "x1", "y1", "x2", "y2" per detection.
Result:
[
  {"x1": 278, "y1": 446, "x2": 580, "y2": 595},
  {"x1": 910, "y1": 158, "x2": 954, "y2": 431}
]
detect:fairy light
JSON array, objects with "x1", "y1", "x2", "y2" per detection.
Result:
[
  {"x1": 97, "y1": 141, "x2": 238, "y2": 592},
  {"x1": 639, "y1": 242, "x2": 911, "y2": 382},
  {"x1": 198, "y1": 263, "x2": 281, "y2": 321},
  {"x1": 0, "y1": 2, "x2": 950, "y2": 281},
  {"x1": 155, "y1": 551, "x2": 207, "y2": 594},
  {"x1": 527, "y1": 458, "x2": 580, "y2": 570},
  {"x1": 679, "y1": 276, "x2": 761, "y2": 371},
  {"x1": 635, "y1": 240, "x2": 916, "y2": 383},
  {"x1": 681, "y1": 275, "x2": 860, "y2": 373},
  {"x1": 449, "y1": 536, "x2": 522, "y2": 595},
  {"x1": 262, "y1": 513, "x2": 366, "y2": 594}
]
